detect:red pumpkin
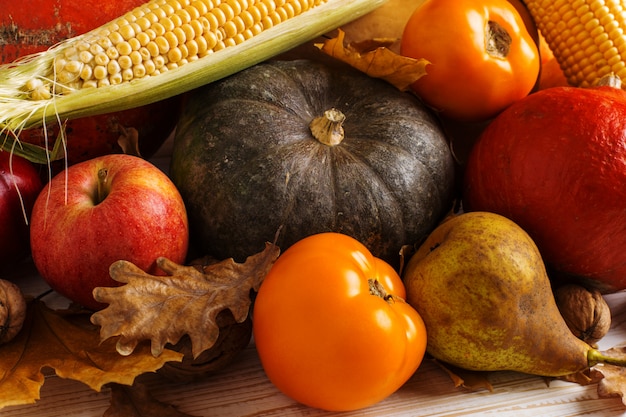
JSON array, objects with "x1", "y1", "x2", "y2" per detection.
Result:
[
  {"x1": 0, "y1": 0, "x2": 181, "y2": 168},
  {"x1": 463, "y1": 82, "x2": 626, "y2": 293}
]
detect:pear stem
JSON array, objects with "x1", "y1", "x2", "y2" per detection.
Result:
[{"x1": 588, "y1": 348, "x2": 626, "y2": 367}]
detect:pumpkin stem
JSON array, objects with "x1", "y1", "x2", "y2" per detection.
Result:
[{"x1": 309, "y1": 108, "x2": 346, "y2": 146}]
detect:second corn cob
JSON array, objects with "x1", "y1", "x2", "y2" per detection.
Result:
[{"x1": 525, "y1": 0, "x2": 626, "y2": 89}]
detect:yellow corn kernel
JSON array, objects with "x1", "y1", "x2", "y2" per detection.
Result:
[
  {"x1": 110, "y1": 72, "x2": 123, "y2": 85},
  {"x1": 129, "y1": 50, "x2": 144, "y2": 65},
  {"x1": 79, "y1": 50, "x2": 94, "y2": 64},
  {"x1": 122, "y1": 68, "x2": 134, "y2": 81},
  {"x1": 525, "y1": 0, "x2": 626, "y2": 88},
  {"x1": 80, "y1": 65, "x2": 93, "y2": 81},
  {"x1": 164, "y1": 31, "x2": 180, "y2": 48},
  {"x1": 127, "y1": 37, "x2": 140, "y2": 51},
  {"x1": 119, "y1": 23, "x2": 137, "y2": 41},
  {"x1": 106, "y1": 46, "x2": 120, "y2": 60},
  {"x1": 64, "y1": 59, "x2": 83, "y2": 73},
  {"x1": 143, "y1": 59, "x2": 156, "y2": 75},
  {"x1": 82, "y1": 80, "x2": 98, "y2": 89},
  {"x1": 93, "y1": 65, "x2": 108, "y2": 80},
  {"x1": 117, "y1": 41, "x2": 133, "y2": 56},
  {"x1": 93, "y1": 52, "x2": 110, "y2": 65},
  {"x1": 118, "y1": 55, "x2": 134, "y2": 69},
  {"x1": 168, "y1": 46, "x2": 184, "y2": 63},
  {"x1": 107, "y1": 60, "x2": 121, "y2": 75},
  {"x1": 133, "y1": 63, "x2": 147, "y2": 78}
]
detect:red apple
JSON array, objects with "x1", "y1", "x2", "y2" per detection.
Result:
[
  {"x1": 0, "y1": 152, "x2": 43, "y2": 270},
  {"x1": 30, "y1": 154, "x2": 189, "y2": 310}
]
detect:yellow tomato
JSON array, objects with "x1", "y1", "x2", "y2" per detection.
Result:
[{"x1": 253, "y1": 232, "x2": 427, "y2": 411}]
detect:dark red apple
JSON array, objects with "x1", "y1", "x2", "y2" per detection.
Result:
[
  {"x1": 30, "y1": 154, "x2": 189, "y2": 310},
  {"x1": 0, "y1": 152, "x2": 43, "y2": 270}
]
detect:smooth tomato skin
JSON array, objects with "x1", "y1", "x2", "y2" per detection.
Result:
[
  {"x1": 253, "y1": 232, "x2": 427, "y2": 411},
  {"x1": 400, "y1": 0, "x2": 540, "y2": 121}
]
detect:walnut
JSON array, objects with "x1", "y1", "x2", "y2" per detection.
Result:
[
  {"x1": 0, "y1": 278, "x2": 27, "y2": 345},
  {"x1": 555, "y1": 283, "x2": 611, "y2": 347}
]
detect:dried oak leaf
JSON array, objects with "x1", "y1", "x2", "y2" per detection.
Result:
[
  {"x1": 105, "y1": 382, "x2": 197, "y2": 417},
  {"x1": 91, "y1": 243, "x2": 280, "y2": 360},
  {"x1": 0, "y1": 299, "x2": 182, "y2": 409},
  {"x1": 315, "y1": 28, "x2": 429, "y2": 91}
]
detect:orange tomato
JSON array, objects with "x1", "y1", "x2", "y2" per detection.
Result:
[
  {"x1": 400, "y1": 0, "x2": 540, "y2": 121},
  {"x1": 252, "y1": 232, "x2": 427, "y2": 411}
]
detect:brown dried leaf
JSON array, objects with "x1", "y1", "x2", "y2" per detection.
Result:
[
  {"x1": 91, "y1": 243, "x2": 280, "y2": 360},
  {"x1": 596, "y1": 364, "x2": 626, "y2": 404},
  {"x1": 0, "y1": 299, "x2": 182, "y2": 409},
  {"x1": 117, "y1": 126, "x2": 141, "y2": 157},
  {"x1": 105, "y1": 382, "x2": 197, "y2": 417},
  {"x1": 556, "y1": 367, "x2": 602, "y2": 386},
  {"x1": 315, "y1": 29, "x2": 429, "y2": 91},
  {"x1": 433, "y1": 359, "x2": 494, "y2": 392},
  {"x1": 594, "y1": 344, "x2": 626, "y2": 405}
]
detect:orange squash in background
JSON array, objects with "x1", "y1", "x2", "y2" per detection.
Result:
[{"x1": 463, "y1": 82, "x2": 626, "y2": 293}]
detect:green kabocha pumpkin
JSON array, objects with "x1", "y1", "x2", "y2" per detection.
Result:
[{"x1": 170, "y1": 59, "x2": 455, "y2": 266}]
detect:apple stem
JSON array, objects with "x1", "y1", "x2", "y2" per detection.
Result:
[{"x1": 96, "y1": 168, "x2": 109, "y2": 205}]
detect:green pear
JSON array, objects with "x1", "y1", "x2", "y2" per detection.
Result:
[{"x1": 403, "y1": 211, "x2": 622, "y2": 377}]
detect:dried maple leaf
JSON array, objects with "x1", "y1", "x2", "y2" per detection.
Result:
[
  {"x1": 91, "y1": 243, "x2": 280, "y2": 359},
  {"x1": 315, "y1": 29, "x2": 429, "y2": 91},
  {"x1": 0, "y1": 299, "x2": 182, "y2": 409},
  {"x1": 105, "y1": 382, "x2": 197, "y2": 417}
]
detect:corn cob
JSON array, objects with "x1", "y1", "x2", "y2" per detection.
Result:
[
  {"x1": 0, "y1": 0, "x2": 385, "y2": 162},
  {"x1": 525, "y1": 0, "x2": 626, "y2": 89}
]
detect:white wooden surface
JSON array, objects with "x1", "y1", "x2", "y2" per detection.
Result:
[{"x1": 3, "y1": 264, "x2": 626, "y2": 417}]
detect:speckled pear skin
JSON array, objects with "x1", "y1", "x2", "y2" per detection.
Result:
[{"x1": 403, "y1": 211, "x2": 591, "y2": 377}]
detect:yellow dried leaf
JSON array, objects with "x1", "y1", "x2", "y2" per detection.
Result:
[
  {"x1": 91, "y1": 243, "x2": 280, "y2": 360},
  {"x1": 315, "y1": 29, "x2": 429, "y2": 91},
  {"x1": 0, "y1": 300, "x2": 182, "y2": 409}
]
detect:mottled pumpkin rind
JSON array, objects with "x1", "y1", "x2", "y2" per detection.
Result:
[{"x1": 170, "y1": 59, "x2": 455, "y2": 266}]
